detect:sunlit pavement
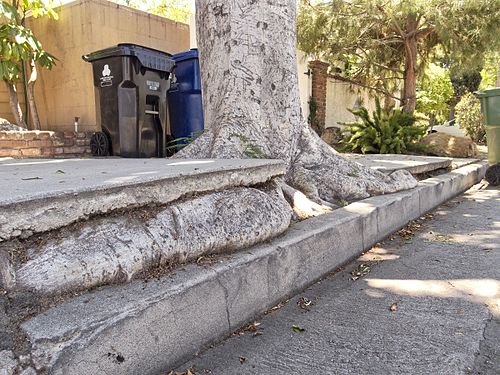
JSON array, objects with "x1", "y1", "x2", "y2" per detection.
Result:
[{"x1": 178, "y1": 184, "x2": 500, "y2": 375}]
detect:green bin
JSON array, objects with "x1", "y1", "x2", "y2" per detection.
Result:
[{"x1": 475, "y1": 87, "x2": 500, "y2": 165}]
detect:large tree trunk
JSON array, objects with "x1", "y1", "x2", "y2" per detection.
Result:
[
  {"x1": 496, "y1": 62, "x2": 500, "y2": 86},
  {"x1": 5, "y1": 81, "x2": 27, "y2": 128},
  {"x1": 27, "y1": 58, "x2": 41, "y2": 131},
  {"x1": 180, "y1": 0, "x2": 417, "y2": 207},
  {"x1": 401, "y1": 15, "x2": 418, "y2": 113},
  {"x1": 1, "y1": 0, "x2": 419, "y2": 297}
]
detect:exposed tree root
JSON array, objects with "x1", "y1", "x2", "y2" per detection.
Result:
[{"x1": 4, "y1": 185, "x2": 291, "y2": 295}]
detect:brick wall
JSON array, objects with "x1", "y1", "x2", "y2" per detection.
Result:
[
  {"x1": 309, "y1": 60, "x2": 330, "y2": 131},
  {"x1": 0, "y1": 131, "x2": 92, "y2": 158}
]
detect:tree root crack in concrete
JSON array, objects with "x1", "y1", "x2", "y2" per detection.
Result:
[
  {"x1": 215, "y1": 275, "x2": 232, "y2": 335},
  {"x1": 472, "y1": 312, "x2": 500, "y2": 374},
  {"x1": 3, "y1": 185, "x2": 291, "y2": 296}
]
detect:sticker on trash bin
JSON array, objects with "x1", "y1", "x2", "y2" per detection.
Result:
[
  {"x1": 100, "y1": 64, "x2": 114, "y2": 87},
  {"x1": 147, "y1": 80, "x2": 160, "y2": 91}
]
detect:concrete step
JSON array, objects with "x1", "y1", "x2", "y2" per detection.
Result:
[
  {"x1": 345, "y1": 154, "x2": 479, "y2": 175},
  {"x1": 0, "y1": 158, "x2": 285, "y2": 241},
  {"x1": 19, "y1": 161, "x2": 487, "y2": 375}
]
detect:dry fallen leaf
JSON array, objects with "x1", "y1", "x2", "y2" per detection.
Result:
[
  {"x1": 246, "y1": 321, "x2": 261, "y2": 332},
  {"x1": 390, "y1": 303, "x2": 398, "y2": 312},
  {"x1": 168, "y1": 369, "x2": 195, "y2": 375},
  {"x1": 351, "y1": 263, "x2": 372, "y2": 281},
  {"x1": 234, "y1": 321, "x2": 262, "y2": 336},
  {"x1": 298, "y1": 297, "x2": 313, "y2": 310},
  {"x1": 268, "y1": 300, "x2": 288, "y2": 313}
]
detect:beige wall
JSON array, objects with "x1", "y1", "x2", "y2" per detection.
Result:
[
  {"x1": 296, "y1": 50, "x2": 311, "y2": 121},
  {"x1": 0, "y1": 84, "x2": 25, "y2": 125},
  {"x1": 325, "y1": 78, "x2": 375, "y2": 129},
  {"x1": 1, "y1": 0, "x2": 190, "y2": 131}
]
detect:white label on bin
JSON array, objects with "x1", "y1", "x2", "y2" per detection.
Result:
[
  {"x1": 102, "y1": 65, "x2": 111, "y2": 76},
  {"x1": 147, "y1": 80, "x2": 160, "y2": 91},
  {"x1": 100, "y1": 64, "x2": 114, "y2": 87}
]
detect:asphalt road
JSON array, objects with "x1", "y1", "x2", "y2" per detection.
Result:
[{"x1": 177, "y1": 184, "x2": 500, "y2": 375}]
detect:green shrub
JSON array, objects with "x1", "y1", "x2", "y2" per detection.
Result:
[
  {"x1": 455, "y1": 92, "x2": 485, "y2": 143},
  {"x1": 416, "y1": 63, "x2": 454, "y2": 125},
  {"x1": 165, "y1": 130, "x2": 205, "y2": 155},
  {"x1": 339, "y1": 97, "x2": 427, "y2": 154}
]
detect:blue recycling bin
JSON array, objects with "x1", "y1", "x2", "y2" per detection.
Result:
[{"x1": 167, "y1": 49, "x2": 204, "y2": 143}]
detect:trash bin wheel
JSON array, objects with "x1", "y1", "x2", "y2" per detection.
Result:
[
  {"x1": 90, "y1": 132, "x2": 110, "y2": 156},
  {"x1": 485, "y1": 163, "x2": 500, "y2": 186}
]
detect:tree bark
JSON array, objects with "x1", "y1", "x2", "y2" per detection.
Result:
[
  {"x1": 27, "y1": 58, "x2": 41, "y2": 130},
  {"x1": 496, "y1": 62, "x2": 500, "y2": 87},
  {"x1": 401, "y1": 15, "x2": 418, "y2": 113},
  {"x1": 5, "y1": 81, "x2": 27, "y2": 129},
  {"x1": 180, "y1": 0, "x2": 417, "y2": 207}
]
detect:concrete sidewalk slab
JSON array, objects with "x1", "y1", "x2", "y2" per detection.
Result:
[
  {"x1": 0, "y1": 158, "x2": 285, "y2": 241},
  {"x1": 20, "y1": 161, "x2": 487, "y2": 375},
  {"x1": 0, "y1": 154, "x2": 480, "y2": 242},
  {"x1": 345, "y1": 154, "x2": 471, "y2": 174}
]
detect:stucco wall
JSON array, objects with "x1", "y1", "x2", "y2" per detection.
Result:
[
  {"x1": 0, "y1": 0, "x2": 189, "y2": 132},
  {"x1": 324, "y1": 78, "x2": 375, "y2": 129},
  {"x1": 297, "y1": 50, "x2": 311, "y2": 121}
]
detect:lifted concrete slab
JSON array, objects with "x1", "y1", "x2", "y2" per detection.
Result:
[
  {"x1": 20, "y1": 161, "x2": 487, "y2": 375},
  {"x1": 345, "y1": 154, "x2": 471, "y2": 174},
  {"x1": 0, "y1": 158, "x2": 285, "y2": 241},
  {"x1": 451, "y1": 157, "x2": 481, "y2": 169}
]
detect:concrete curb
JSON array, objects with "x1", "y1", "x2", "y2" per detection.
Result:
[{"x1": 21, "y1": 162, "x2": 487, "y2": 375}]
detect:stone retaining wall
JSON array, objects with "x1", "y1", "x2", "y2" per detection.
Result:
[{"x1": 0, "y1": 131, "x2": 92, "y2": 158}]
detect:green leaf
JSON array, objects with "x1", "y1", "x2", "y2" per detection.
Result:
[
  {"x1": 0, "y1": 1, "x2": 19, "y2": 21},
  {"x1": 292, "y1": 325, "x2": 305, "y2": 333}
]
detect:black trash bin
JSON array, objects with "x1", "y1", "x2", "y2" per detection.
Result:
[{"x1": 83, "y1": 44, "x2": 175, "y2": 157}]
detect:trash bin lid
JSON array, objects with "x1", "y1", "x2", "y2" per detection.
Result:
[
  {"x1": 474, "y1": 87, "x2": 500, "y2": 98},
  {"x1": 172, "y1": 48, "x2": 199, "y2": 63},
  {"x1": 82, "y1": 44, "x2": 175, "y2": 73}
]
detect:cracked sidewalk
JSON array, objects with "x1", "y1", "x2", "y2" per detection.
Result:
[{"x1": 178, "y1": 184, "x2": 500, "y2": 375}]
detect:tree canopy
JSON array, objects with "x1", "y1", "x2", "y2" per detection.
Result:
[
  {"x1": 0, "y1": 0, "x2": 57, "y2": 129},
  {"x1": 119, "y1": 0, "x2": 193, "y2": 24},
  {"x1": 416, "y1": 62, "x2": 453, "y2": 124},
  {"x1": 298, "y1": 0, "x2": 500, "y2": 113}
]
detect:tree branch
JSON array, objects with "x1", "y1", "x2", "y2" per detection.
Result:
[
  {"x1": 376, "y1": 4, "x2": 407, "y2": 39},
  {"x1": 355, "y1": 50, "x2": 405, "y2": 73},
  {"x1": 328, "y1": 73, "x2": 401, "y2": 101},
  {"x1": 407, "y1": 27, "x2": 435, "y2": 40},
  {"x1": 304, "y1": 0, "x2": 368, "y2": 17}
]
